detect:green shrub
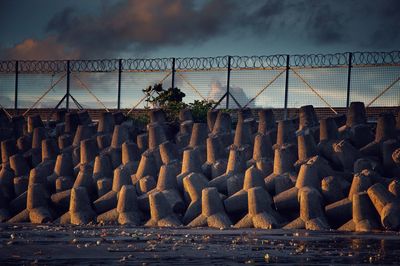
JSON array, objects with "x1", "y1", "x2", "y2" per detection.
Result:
[
  {"x1": 189, "y1": 99, "x2": 215, "y2": 122},
  {"x1": 142, "y1": 83, "x2": 215, "y2": 122}
]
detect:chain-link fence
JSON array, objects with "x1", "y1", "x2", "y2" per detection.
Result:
[{"x1": 0, "y1": 51, "x2": 399, "y2": 119}]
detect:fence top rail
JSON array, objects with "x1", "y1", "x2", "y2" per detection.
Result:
[{"x1": 0, "y1": 51, "x2": 399, "y2": 73}]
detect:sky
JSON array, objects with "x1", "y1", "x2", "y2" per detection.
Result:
[{"x1": 1, "y1": 0, "x2": 399, "y2": 60}]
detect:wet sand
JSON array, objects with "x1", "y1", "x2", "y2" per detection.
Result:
[{"x1": 1, "y1": 225, "x2": 400, "y2": 265}]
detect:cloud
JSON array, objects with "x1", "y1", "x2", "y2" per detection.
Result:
[
  {"x1": 43, "y1": 0, "x2": 234, "y2": 58},
  {"x1": 207, "y1": 81, "x2": 255, "y2": 108},
  {"x1": 239, "y1": 0, "x2": 400, "y2": 49},
  {"x1": 1, "y1": 0, "x2": 399, "y2": 60},
  {"x1": 1, "y1": 36, "x2": 79, "y2": 60}
]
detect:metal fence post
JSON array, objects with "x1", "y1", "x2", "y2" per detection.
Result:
[
  {"x1": 117, "y1": 59, "x2": 122, "y2": 110},
  {"x1": 66, "y1": 60, "x2": 70, "y2": 112},
  {"x1": 171, "y1": 58, "x2": 176, "y2": 88},
  {"x1": 346, "y1": 52, "x2": 352, "y2": 108},
  {"x1": 14, "y1": 60, "x2": 19, "y2": 114},
  {"x1": 283, "y1": 55, "x2": 290, "y2": 119},
  {"x1": 226, "y1": 56, "x2": 232, "y2": 109}
]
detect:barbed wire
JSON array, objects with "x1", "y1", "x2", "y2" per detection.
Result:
[
  {"x1": 70, "y1": 59, "x2": 119, "y2": 72},
  {"x1": 123, "y1": 58, "x2": 172, "y2": 71},
  {"x1": 352, "y1": 51, "x2": 400, "y2": 65},
  {"x1": 290, "y1": 53, "x2": 348, "y2": 67},
  {"x1": 231, "y1": 55, "x2": 287, "y2": 69},
  {"x1": 0, "y1": 51, "x2": 399, "y2": 73},
  {"x1": 19, "y1": 60, "x2": 68, "y2": 73},
  {"x1": 176, "y1": 56, "x2": 228, "y2": 70},
  {"x1": 0, "y1": 61, "x2": 16, "y2": 73}
]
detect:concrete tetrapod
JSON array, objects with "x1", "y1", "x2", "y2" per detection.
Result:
[
  {"x1": 352, "y1": 192, "x2": 381, "y2": 232},
  {"x1": 148, "y1": 122, "x2": 167, "y2": 150},
  {"x1": 136, "y1": 133, "x2": 148, "y2": 154},
  {"x1": 10, "y1": 166, "x2": 51, "y2": 217},
  {"x1": 264, "y1": 143, "x2": 296, "y2": 195},
  {"x1": 34, "y1": 139, "x2": 59, "y2": 185},
  {"x1": 207, "y1": 110, "x2": 218, "y2": 132},
  {"x1": 284, "y1": 186, "x2": 329, "y2": 230},
  {"x1": 97, "y1": 185, "x2": 143, "y2": 225},
  {"x1": 247, "y1": 133, "x2": 273, "y2": 176},
  {"x1": 92, "y1": 154, "x2": 113, "y2": 181},
  {"x1": 233, "y1": 120, "x2": 253, "y2": 154},
  {"x1": 8, "y1": 183, "x2": 52, "y2": 223},
  {"x1": 189, "y1": 123, "x2": 208, "y2": 148},
  {"x1": 345, "y1": 102, "x2": 367, "y2": 128},
  {"x1": 138, "y1": 163, "x2": 184, "y2": 213},
  {"x1": 182, "y1": 173, "x2": 209, "y2": 224},
  {"x1": 188, "y1": 123, "x2": 208, "y2": 164},
  {"x1": 325, "y1": 169, "x2": 381, "y2": 229},
  {"x1": 202, "y1": 136, "x2": 227, "y2": 179},
  {"x1": 257, "y1": 109, "x2": 276, "y2": 136},
  {"x1": 72, "y1": 125, "x2": 95, "y2": 147},
  {"x1": 94, "y1": 166, "x2": 132, "y2": 214},
  {"x1": 332, "y1": 140, "x2": 362, "y2": 171},
  {"x1": 132, "y1": 150, "x2": 157, "y2": 183},
  {"x1": 367, "y1": 183, "x2": 400, "y2": 230},
  {"x1": 79, "y1": 138, "x2": 99, "y2": 168},
  {"x1": 388, "y1": 180, "x2": 400, "y2": 198},
  {"x1": 106, "y1": 125, "x2": 130, "y2": 169},
  {"x1": 252, "y1": 133, "x2": 273, "y2": 161},
  {"x1": 224, "y1": 165, "x2": 266, "y2": 215},
  {"x1": 1, "y1": 138, "x2": 17, "y2": 165},
  {"x1": 295, "y1": 129, "x2": 318, "y2": 169},
  {"x1": 59, "y1": 187, "x2": 96, "y2": 225},
  {"x1": 340, "y1": 102, "x2": 374, "y2": 149},
  {"x1": 317, "y1": 117, "x2": 339, "y2": 161},
  {"x1": 188, "y1": 187, "x2": 232, "y2": 229},
  {"x1": 121, "y1": 141, "x2": 140, "y2": 176},
  {"x1": 275, "y1": 120, "x2": 296, "y2": 147},
  {"x1": 234, "y1": 187, "x2": 280, "y2": 229},
  {"x1": 97, "y1": 134, "x2": 111, "y2": 151},
  {"x1": 47, "y1": 152, "x2": 74, "y2": 192},
  {"x1": 10, "y1": 154, "x2": 30, "y2": 195},
  {"x1": 176, "y1": 147, "x2": 203, "y2": 191},
  {"x1": 64, "y1": 112, "x2": 80, "y2": 134},
  {"x1": 175, "y1": 120, "x2": 193, "y2": 150},
  {"x1": 353, "y1": 157, "x2": 383, "y2": 174},
  {"x1": 73, "y1": 162, "x2": 96, "y2": 198},
  {"x1": 0, "y1": 190, "x2": 10, "y2": 222},
  {"x1": 17, "y1": 135, "x2": 31, "y2": 154},
  {"x1": 58, "y1": 135, "x2": 72, "y2": 151},
  {"x1": 360, "y1": 113, "x2": 397, "y2": 157},
  {"x1": 298, "y1": 105, "x2": 319, "y2": 130},
  {"x1": 393, "y1": 148, "x2": 400, "y2": 166},
  {"x1": 321, "y1": 175, "x2": 350, "y2": 204},
  {"x1": 159, "y1": 141, "x2": 179, "y2": 165},
  {"x1": 149, "y1": 109, "x2": 167, "y2": 124},
  {"x1": 97, "y1": 112, "x2": 115, "y2": 135},
  {"x1": 211, "y1": 112, "x2": 232, "y2": 148},
  {"x1": 145, "y1": 191, "x2": 182, "y2": 227},
  {"x1": 382, "y1": 139, "x2": 400, "y2": 177},
  {"x1": 208, "y1": 145, "x2": 247, "y2": 195},
  {"x1": 136, "y1": 175, "x2": 157, "y2": 195},
  {"x1": 27, "y1": 114, "x2": 44, "y2": 134}
]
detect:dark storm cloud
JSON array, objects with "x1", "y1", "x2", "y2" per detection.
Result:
[
  {"x1": 239, "y1": 0, "x2": 346, "y2": 44},
  {"x1": 1, "y1": 0, "x2": 399, "y2": 60},
  {"x1": 368, "y1": 0, "x2": 400, "y2": 48},
  {"x1": 44, "y1": 0, "x2": 235, "y2": 58},
  {"x1": 239, "y1": 0, "x2": 400, "y2": 48}
]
